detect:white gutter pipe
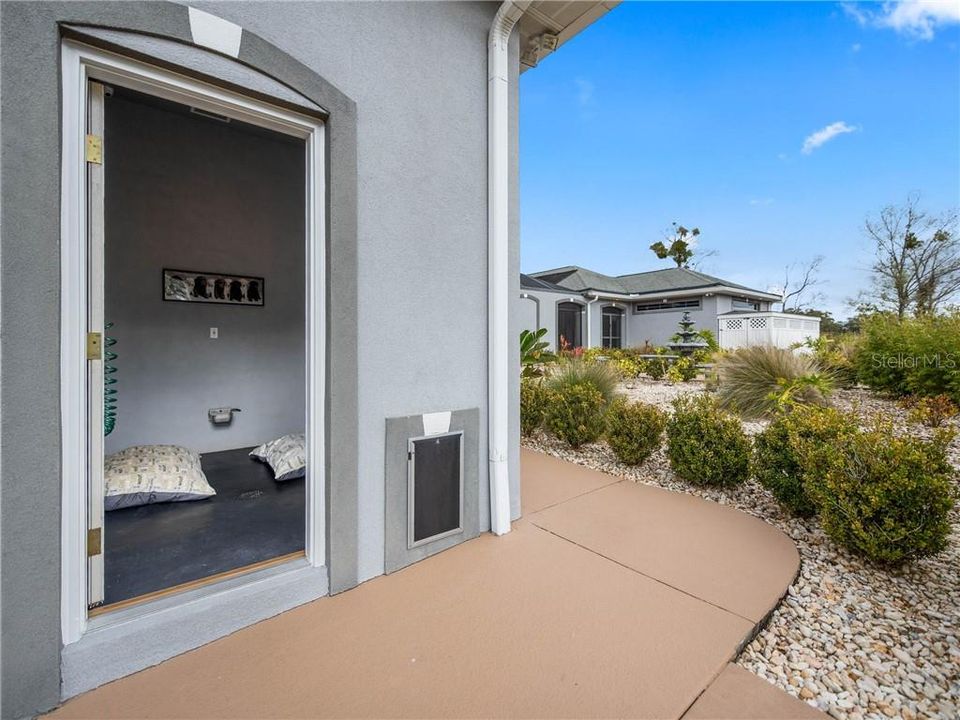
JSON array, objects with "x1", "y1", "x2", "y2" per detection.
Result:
[{"x1": 488, "y1": 0, "x2": 526, "y2": 536}]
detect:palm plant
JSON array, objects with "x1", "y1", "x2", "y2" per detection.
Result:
[{"x1": 520, "y1": 328, "x2": 557, "y2": 378}]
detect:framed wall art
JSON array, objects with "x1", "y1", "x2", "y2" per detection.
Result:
[{"x1": 162, "y1": 269, "x2": 265, "y2": 307}]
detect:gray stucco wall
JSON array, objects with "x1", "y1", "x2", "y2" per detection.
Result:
[
  {"x1": 104, "y1": 92, "x2": 306, "y2": 455},
  {"x1": 2, "y1": 2, "x2": 517, "y2": 717},
  {"x1": 516, "y1": 287, "x2": 582, "y2": 350},
  {"x1": 627, "y1": 295, "x2": 720, "y2": 348},
  {"x1": 188, "y1": 0, "x2": 508, "y2": 580}
]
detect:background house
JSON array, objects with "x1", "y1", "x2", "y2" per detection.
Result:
[{"x1": 519, "y1": 266, "x2": 820, "y2": 350}]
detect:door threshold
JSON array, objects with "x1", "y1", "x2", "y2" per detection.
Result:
[
  {"x1": 64, "y1": 558, "x2": 328, "y2": 699},
  {"x1": 90, "y1": 550, "x2": 306, "y2": 618}
]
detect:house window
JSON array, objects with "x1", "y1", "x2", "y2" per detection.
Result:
[
  {"x1": 557, "y1": 302, "x2": 583, "y2": 349},
  {"x1": 601, "y1": 306, "x2": 624, "y2": 349},
  {"x1": 732, "y1": 297, "x2": 761, "y2": 311},
  {"x1": 633, "y1": 298, "x2": 701, "y2": 313}
]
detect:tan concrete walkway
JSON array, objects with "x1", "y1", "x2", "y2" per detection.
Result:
[{"x1": 50, "y1": 449, "x2": 821, "y2": 719}]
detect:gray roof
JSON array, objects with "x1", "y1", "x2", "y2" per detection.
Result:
[
  {"x1": 520, "y1": 273, "x2": 574, "y2": 293},
  {"x1": 528, "y1": 265, "x2": 775, "y2": 298}
]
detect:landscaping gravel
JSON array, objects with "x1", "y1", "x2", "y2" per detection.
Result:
[{"x1": 523, "y1": 382, "x2": 960, "y2": 720}]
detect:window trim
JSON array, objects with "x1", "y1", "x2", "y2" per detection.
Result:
[
  {"x1": 731, "y1": 296, "x2": 761, "y2": 312},
  {"x1": 632, "y1": 297, "x2": 702, "y2": 314},
  {"x1": 601, "y1": 305, "x2": 624, "y2": 349},
  {"x1": 556, "y1": 300, "x2": 585, "y2": 349}
]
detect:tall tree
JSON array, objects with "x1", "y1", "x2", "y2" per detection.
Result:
[
  {"x1": 865, "y1": 196, "x2": 960, "y2": 317},
  {"x1": 650, "y1": 223, "x2": 700, "y2": 268}
]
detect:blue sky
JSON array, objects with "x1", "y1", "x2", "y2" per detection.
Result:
[{"x1": 519, "y1": 1, "x2": 960, "y2": 318}]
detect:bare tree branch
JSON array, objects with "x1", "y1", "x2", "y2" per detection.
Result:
[{"x1": 780, "y1": 255, "x2": 825, "y2": 312}]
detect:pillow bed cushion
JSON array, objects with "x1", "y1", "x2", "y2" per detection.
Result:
[
  {"x1": 250, "y1": 433, "x2": 306, "y2": 481},
  {"x1": 105, "y1": 445, "x2": 216, "y2": 511}
]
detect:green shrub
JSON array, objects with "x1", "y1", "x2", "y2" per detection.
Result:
[
  {"x1": 546, "y1": 359, "x2": 620, "y2": 407},
  {"x1": 697, "y1": 329, "x2": 721, "y2": 353},
  {"x1": 666, "y1": 356, "x2": 698, "y2": 383},
  {"x1": 805, "y1": 420, "x2": 956, "y2": 564},
  {"x1": 905, "y1": 394, "x2": 959, "y2": 428},
  {"x1": 753, "y1": 406, "x2": 858, "y2": 517},
  {"x1": 855, "y1": 312, "x2": 960, "y2": 401},
  {"x1": 545, "y1": 382, "x2": 607, "y2": 448},
  {"x1": 605, "y1": 398, "x2": 666, "y2": 465},
  {"x1": 643, "y1": 355, "x2": 669, "y2": 380},
  {"x1": 666, "y1": 395, "x2": 751, "y2": 487},
  {"x1": 800, "y1": 335, "x2": 860, "y2": 388},
  {"x1": 520, "y1": 378, "x2": 550, "y2": 436},
  {"x1": 715, "y1": 346, "x2": 834, "y2": 418},
  {"x1": 613, "y1": 356, "x2": 643, "y2": 379}
]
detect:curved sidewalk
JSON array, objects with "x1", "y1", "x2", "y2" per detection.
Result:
[{"x1": 50, "y1": 449, "x2": 820, "y2": 719}]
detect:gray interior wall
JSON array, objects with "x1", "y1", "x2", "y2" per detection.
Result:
[{"x1": 104, "y1": 94, "x2": 306, "y2": 455}]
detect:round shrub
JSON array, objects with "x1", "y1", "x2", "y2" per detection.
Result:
[
  {"x1": 666, "y1": 395, "x2": 751, "y2": 487},
  {"x1": 545, "y1": 382, "x2": 607, "y2": 448},
  {"x1": 666, "y1": 357, "x2": 698, "y2": 384},
  {"x1": 753, "y1": 407, "x2": 857, "y2": 517},
  {"x1": 643, "y1": 356, "x2": 668, "y2": 380},
  {"x1": 805, "y1": 421, "x2": 956, "y2": 564},
  {"x1": 520, "y1": 378, "x2": 550, "y2": 436},
  {"x1": 605, "y1": 398, "x2": 666, "y2": 465}
]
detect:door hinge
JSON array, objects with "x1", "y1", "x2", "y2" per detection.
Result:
[
  {"x1": 85, "y1": 134, "x2": 103, "y2": 164},
  {"x1": 86, "y1": 332, "x2": 102, "y2": 360},
  {"x1": 87, "y1": 527, "x2": 102, "y2": 557}
]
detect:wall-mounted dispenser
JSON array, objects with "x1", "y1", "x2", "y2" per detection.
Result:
[{"x1": 208, "y1": 407, "x2": 241, "y2": 425}]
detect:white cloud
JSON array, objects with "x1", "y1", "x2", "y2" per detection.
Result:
[
  {"x1": 841, "y1": 2, "x2": 871, "y2": 26},
  {"x1": 842, "y1": 1, "x2": 960, "y2": 41},
  {"x1": 801, "y1": 121, "x2": 859, "y2": 154},
  {"x1": 749, "y1": 197, "x2": 775, "y2": 206},
  {"x1": 574, "y1": 77, "x2": 594, "y2": 107},
  {"x1": 851, "y1": 42, "x2": 862, "y2": 51}
]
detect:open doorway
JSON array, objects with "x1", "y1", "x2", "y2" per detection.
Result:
[
  {"x1": 89, "y1": 82, "x2": 308, "y2": 609},
  {"x1": 61, "y1": 41, "x2": 327, "y2": 626}
]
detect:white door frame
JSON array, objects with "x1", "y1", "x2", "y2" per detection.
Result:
[{"x1": 59, "y1": 40, "x2": 326, "y2": 645}]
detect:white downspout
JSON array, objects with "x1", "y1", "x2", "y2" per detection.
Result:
[
  {"x1": 585, "y1": 294, "x2": 599, "y2": 348},
  {"x1": 488, "y1": 1, "x2": 526, "y2": 536}
]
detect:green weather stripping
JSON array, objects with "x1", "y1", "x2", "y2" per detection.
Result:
[{"x1": 104, "y1": 322, "x2": 117, "y2": 436}]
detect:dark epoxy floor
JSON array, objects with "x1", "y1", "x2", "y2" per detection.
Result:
[{"x1": 104, "y1": 446, "x2": 305, "y2": 605}]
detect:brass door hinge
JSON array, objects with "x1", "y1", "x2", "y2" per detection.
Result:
[
  {"x1": 86, "y1": 332, "x2": 102, "y2": 360},
  {"x1": 85, "y1": 134, "x2": 102, "y2": 164},
  {"x1": 87, "y1": 527, "x2": 102, "y2": 557}
]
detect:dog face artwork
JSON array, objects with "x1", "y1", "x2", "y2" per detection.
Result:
[
  {"x1": 163, "y1": 269, "x2": 264, "y2": 306},
  {"x1": 192, "y1": 276, "x2": 210, "y2": 299}
]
